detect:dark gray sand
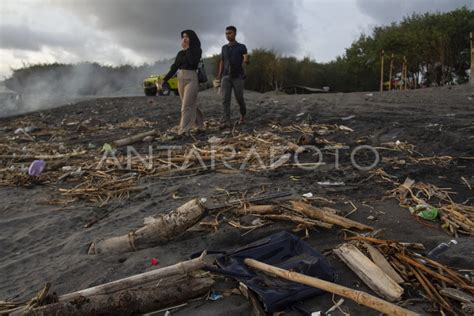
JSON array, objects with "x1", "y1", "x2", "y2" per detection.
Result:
[{"x1": 1, "y1": 85, "x2": 473, "y2": 315}]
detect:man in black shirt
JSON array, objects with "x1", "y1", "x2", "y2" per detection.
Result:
[{"x1": 217, "y1": 26, "x2": 249, "y2": 127}]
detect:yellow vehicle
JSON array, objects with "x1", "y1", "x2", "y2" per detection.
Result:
[{"x1": 143, "y1": 74, "x2": 179, "y2": 96}]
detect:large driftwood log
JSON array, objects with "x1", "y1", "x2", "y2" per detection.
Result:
[
  {"x1": 290, "y1": 201, "x2": 373, "y2": 231},
  {"x1": 244, "y1": 258, "x2": 418, "y2": 316},
  {"x1": 88, "y1": 199, "x2": 205, "y2": 254},
  {"x1": 5, "y1": 254, "x2": 208, "y2": 315},
  {"x1": 17, "y1": 275, "x2": 214, "y2": 316},
  {"x1": 61, "y1": 252, "x2": 207, "y2": 301},
  {"x1": 334, "y1": 243, "x2": 404, "y2": 301}
]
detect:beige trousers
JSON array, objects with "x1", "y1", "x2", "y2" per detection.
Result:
[{"x1": 177, "y1": 69, "x2": 203, "y2": 135}]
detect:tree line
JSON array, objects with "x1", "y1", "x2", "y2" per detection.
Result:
[{"x1": 239, "y1": 7, "x2": 473, "y2": 92}]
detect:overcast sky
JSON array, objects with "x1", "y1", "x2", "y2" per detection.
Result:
[{"x1": 0, "y1": 0, "x2": 472, "y2": 79}]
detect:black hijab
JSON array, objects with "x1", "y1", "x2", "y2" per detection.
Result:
[{"x1": 181, "y1": 29, "x2": 201, "y2": 49}]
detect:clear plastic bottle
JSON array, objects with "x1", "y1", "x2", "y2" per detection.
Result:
[{"x1": 426, "y1": 240, "x2": 458, "y2": 258}]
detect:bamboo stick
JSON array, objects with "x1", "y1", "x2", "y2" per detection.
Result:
[{"x1": 244, "y1": 258, "x2": 419, "y2": 316}]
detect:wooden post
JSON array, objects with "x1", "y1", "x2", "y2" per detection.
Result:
[
  {"x1": 400, "y1": 58, "x2": 405, "y2": 90},
  {"x1": 404, "y1": 56, "x2": 408, "y2": 90},
  {"x1": 380, "y1": 50, "x2": 385, "y2": 92},
  {"x1": 470, "y1": 32, "x2": 474, "y2": 86},
  {"x1": 388, "y1": 53, "x2": 394, "y2": 90}
]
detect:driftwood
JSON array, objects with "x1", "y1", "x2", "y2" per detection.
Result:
[
  {"x1": 0, "y1": 151, "x2": 86, "y2": 161},
  {"x1": 333, "y1": 243, "x2": 404, "y2": 301},
  {"x1": 290, "y1": 201, "x2": 373, "y2": 231},
  {"x1": 439, "y1": 288, "x2": 474, "y2": 304},
  {"x1": 244, "y1": 258, "x2": 418, "y2": 316},
  {"x1": 17, "y1": 275, "x2": 213, "y2": 316},
  {"x1": 62, "y1": 252, "x2": 207, "y2": 301},
  {"x1": 234, "y1": 205, "x2": 279, "y2": 215},
  {"x1": 255, "y1": 214, "x2": 333, "y2": 229},
  {"x1": 361, "y1": 242, "x2": 405, "y2": 284},
  {"x1": 347, "y1": 235, "x2": 474, "y2": 313},
  {"x1": 113, "y1": 129, "x2": 158, "y2": 147},
  {"x1": 88, "y1": 198, "x2": 205, "y2": 254},
  {"x1": 5, "y1": 254, "x2": 208, "y2": 315}
]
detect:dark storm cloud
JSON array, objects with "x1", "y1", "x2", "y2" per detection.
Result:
[
  {"x1": 56, "y1": 0, "x2": 300, "y2": 58},
  {"x1": 0, "y1": 24, "x2": 85, "y2": 51},
  {"x1": 356, "y1": 0, "x2": 473, "y2": 24}
]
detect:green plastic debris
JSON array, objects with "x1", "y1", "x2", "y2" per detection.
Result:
[
  {"x1": 409, "y1": 204, "x2": 439, "y2": 221},
  {"x1": 102, "y1": 143, "x2": 113, "y2": 153}
]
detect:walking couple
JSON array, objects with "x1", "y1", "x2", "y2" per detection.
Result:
[{"x1": 156, "y1": 26, "x2": 249, "y2": 136}]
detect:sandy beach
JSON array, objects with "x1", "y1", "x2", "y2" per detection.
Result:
[{"x1": 1, "y1": 85, "x2": 473, "y2": 315}]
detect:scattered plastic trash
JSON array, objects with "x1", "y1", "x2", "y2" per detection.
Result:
[
  {"x1": 160, "y1": 134, "x2": 175, "y2": 141},
  {"x1": 208, "y1": 136, "x2": 223, "y2": 144},
  {"x1": 365, "y1": 93, "x2": 373, "y2": 97},
  {"x1": 28, "y1": 160, "x2": 46, "y2": 176},
  {"x1": 409, "y1": 204, "x2": 439, "y2": 221},
  {"x1": 427, "y1": 240, "x2": 457, "y2": 258},
  {"x1": 302, "y1": 192, "x2": 313, "y2": 198},
  {"x1": 338, "y1": 125, "x2": 354, "y2": 132},
  {"x1": 317, "y1": 181, "x2": 345, "y2": 186},
  {"x1": 62, "y1": 166, "x2": 73, "y2": 172},
  {"x1": 14, "y1": 128, "x2": 24, "y2": 134},
  {"x1": 102, "y1": 143, "x2": 113, "y2": 153},
  {"x1": 24, "y1": 126, "x2": 39, "y2": 133},
  {"x1": 151, "y1": 258, "x2": 159, "y2": 266},
  {"x1": 341, "y1": 115, "x2": 356, "y2": 121},
  {"x1": 71, "y1": 166, "x2": 83, "y2": 176},
  {"x1": 296, "y1": 112, "x2": 305, "y2": 117},
  {"x1": 143, "y1": 136, "x2": 154, "y2": 142},
  {"x1": 88, "y1": 143, "x2": 96, "y2": 149},
  {"x1": 367, "y1": 215, "x2": 376, "y2": 221},
  {"x1": 251, "y1": 218, "x2": 265, "y2": 226},
  {"x1": 208, "y1": 291, "x2": 223, "y2": 301}
]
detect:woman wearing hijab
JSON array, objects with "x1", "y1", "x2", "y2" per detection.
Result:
[{"x1": 158, "y1": 30, "x2": 204, "y2": 136}]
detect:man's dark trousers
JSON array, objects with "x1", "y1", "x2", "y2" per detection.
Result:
[{"x1": 221, "y1": 75, "x2": 246, "y2": 123}]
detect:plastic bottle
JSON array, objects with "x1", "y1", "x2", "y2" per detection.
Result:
[{"x1": 426, "y1": 240, "x2": 458, "y2": 258}]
